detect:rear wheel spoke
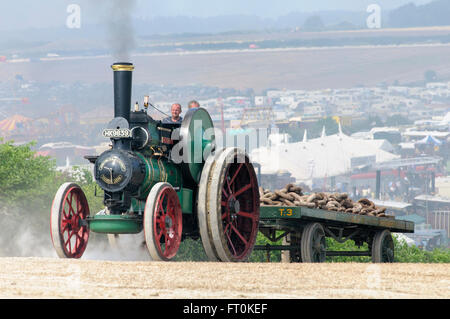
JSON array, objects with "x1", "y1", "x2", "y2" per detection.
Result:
[
  {"x1": 236, "y1": 210, "x2": 256, "y2": 220},
  {"x1": 223, "y1": 223, "x2": 230, "y2": 235},
  {"x1": 225, "y1": 230, "x2": 237, "y2": 256},
  {"x1": 156, "y1": 229, "x2": 163, "y2": 240},
  {"x1": 230, "y1": 224, "x2": 248, "y2": 246},
  {"x1": 233, "y1": 183, "x2": 252, "y2": 198},
  {"x1": 222, "y1": 186, "x2": 229, "y2": 198},
  {"x1": 229, "y1": 163, "x2": 243, "y2": 188}
]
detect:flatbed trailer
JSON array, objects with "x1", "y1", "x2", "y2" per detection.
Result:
[{"x1": 254, "y1": 205, "x2": 415, "y2": 263}]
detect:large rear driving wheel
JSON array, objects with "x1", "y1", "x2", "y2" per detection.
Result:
[{"x1": 207, "y1": 148, "x2": 260, "y2": 262}]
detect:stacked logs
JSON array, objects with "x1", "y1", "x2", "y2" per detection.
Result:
[{"x1": 259, "y1": 183, "x2": 388, "y2": 218}]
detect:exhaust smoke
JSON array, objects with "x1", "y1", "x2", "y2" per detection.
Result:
[{"x1": 95, "y1": 0, "x2": 137, "y2": 61}]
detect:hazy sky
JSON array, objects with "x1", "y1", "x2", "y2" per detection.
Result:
[{"x1": 0, "y1": 0, "x2": 433, "y2": 31}]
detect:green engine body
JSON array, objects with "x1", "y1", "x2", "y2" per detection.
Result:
[
  {"x1": 87, "y1": 63, "x2": 215, "y2": 236},
  {"x1": 89, "y1": 107, "x2": 214, "y2": 235}
]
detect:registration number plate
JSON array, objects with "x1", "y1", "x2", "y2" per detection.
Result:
[{"x1": 102, "y1": 128, "x2": 132, "y2": 138}]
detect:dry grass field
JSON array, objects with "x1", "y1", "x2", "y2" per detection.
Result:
[
  {"x1": 0, "y1": 257, "x2": 448, "y2": 299},
  {"x1": 3, "y1": 43, "x2": 450, "y2": 93}
]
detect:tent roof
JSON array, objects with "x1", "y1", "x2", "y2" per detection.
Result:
[
  {"x1": 414, "y1": 194, "x2": 450, "y2": 204},
  {"x1": 404, "y1": 130, "x2": 449, "y2": 138},
  {"x1": 251, "y1": 132, "x2": 399, "y2": 183},
  {"x1": 40, "y1": 142, "x2": 95, "y2": 150},
  {"x1": 0, "y1": 114, "x2": 32, "y2": 132},
  {"x1": 415, "y1": 135, "x2": 443, "y2": 145}
]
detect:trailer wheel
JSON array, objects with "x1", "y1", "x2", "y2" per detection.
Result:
[
  {"x1": 197, "y1": 148, "x2": 225, "y2": 261},
  {"x1": 207, "y1": 147, "x2": 260, "y2": 262},
  {"x1": 50, "y1": 183, "x2": 90, "y2": 258},
  {"x1": 301, "y1": 223, "x2": 326, "y2": 263},
  {"x1": 144, "y1": 182, "x2": 182, "y2": 261},
  {"x1": 371, "y1": 230, "x2": 394, "y2": 263},
  {"x1": 281, "y1": 232, "x2": 302, "y2": 263}
]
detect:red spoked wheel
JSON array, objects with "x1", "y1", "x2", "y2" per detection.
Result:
[
  {"x1": 144, "y1": 182, "x2": 183, "y2": 261},
  {"x1": 209, "y1": 148, "x2": 260, "y2": 262},
  {"x1": 51, "y1": 183, "x2": 90, "y2": 258}
]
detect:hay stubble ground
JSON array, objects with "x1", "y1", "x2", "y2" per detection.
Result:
[{"x1": 0, "y1": 257, "x2": 448, "y2": 299}]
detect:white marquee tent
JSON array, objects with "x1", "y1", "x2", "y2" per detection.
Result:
[{"x1": 250, "y1": 128, "x2": 399, "y2": 184}]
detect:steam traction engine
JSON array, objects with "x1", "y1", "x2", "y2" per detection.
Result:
[{"x1": 50, "y1": 63, "x2": 260, "y2": 261}]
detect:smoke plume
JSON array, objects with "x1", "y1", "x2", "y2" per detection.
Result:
[{"x1": 96, "y1": 0, "x2": 137, "y2": 61}]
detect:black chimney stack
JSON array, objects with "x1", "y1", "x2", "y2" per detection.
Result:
[{"x1": 111, "y1": 62, "x2": 134, "y2": 123}]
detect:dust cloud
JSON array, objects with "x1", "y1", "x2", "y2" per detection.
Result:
[{"x1": 0, "y1": 207, "x2": 149, "y2": 261}]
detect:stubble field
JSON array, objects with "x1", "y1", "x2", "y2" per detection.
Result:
[{"x1": 0, "y1": 257, "x2": 448, "y2": 299}]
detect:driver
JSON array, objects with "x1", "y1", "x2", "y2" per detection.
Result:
[{"x1": 162, "y1": 103, "x2": 183, "y2": 124}]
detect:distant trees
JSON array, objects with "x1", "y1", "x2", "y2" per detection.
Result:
[
  {"x1": 0, "y1": 139, "x2": 103, "y2": 212},
  {"x1": 330, "y1": 21, "x2": 358, "y2": 31},
  {"x1": 347, "y1": 115, "x2": 383, "y2": 135},
  {"x1": 0, "y1": 139, "x2": 57, "y2": 208},
  {"x1": 302, "y1": 15, "x2": 325, "y2": 32},
  {"x1": 281, "y1": 117, "x2": 339, "y2": 142},
  {"x1": 388, "y1": 0, "x2": 450, "y2": 28},
  {"x1": 280, "y1": 114, "x2": 413, "y2": 144},
  {"x1": 0, "y1": 139, "x2": 60, "y2": 256}
]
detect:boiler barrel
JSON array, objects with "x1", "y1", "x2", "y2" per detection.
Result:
[{"x1": 135, "y1": 152, "x2": 183, "y2": 200}]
